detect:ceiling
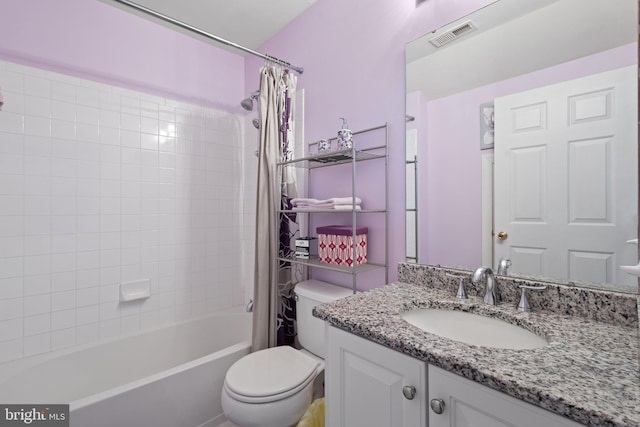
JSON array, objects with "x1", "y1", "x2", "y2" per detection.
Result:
[
  {"x1": 102, "y1": 0, "x2": 317, "y2": 53},
  {"x1": 406, "y1": 0, "x2": 638, "y2": 100}
]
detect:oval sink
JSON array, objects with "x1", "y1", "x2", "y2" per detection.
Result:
[{"x1": 400, "y1": 309, "x2": 548, "y2": 350}]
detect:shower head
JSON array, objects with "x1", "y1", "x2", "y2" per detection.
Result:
[
  {"x1": 241, "y1": 91, "x2": 259, "y2": 111},
  {"x1": 241, "y1": 98, "x2": 253, "y2": 111}
]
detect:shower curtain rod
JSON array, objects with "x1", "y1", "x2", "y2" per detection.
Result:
[{"x1": 112, "y1": 0, "x2": 304, "y2": 74}]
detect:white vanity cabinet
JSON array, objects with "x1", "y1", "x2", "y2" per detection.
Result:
[
  {"x1": 325, "y1": 325, "x2": 427, "y2": 427},
  {"x1": 326, "y1": 325, "x2": 586, "y2": 427},
  {"x1": 428, "y1": 365, "x2": 585, "y2": 427}
]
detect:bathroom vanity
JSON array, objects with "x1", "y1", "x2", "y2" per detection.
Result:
[
  {"x1": 315, "y1": 265, "x2": 640, "y2": 427},
  {"x1": 326, "y1": 326, "x2": 585, "y2": 427}
]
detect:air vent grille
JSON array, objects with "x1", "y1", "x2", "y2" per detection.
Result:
[{"x1": 429, "y1": 21, "x2": 478, "y2": 48}]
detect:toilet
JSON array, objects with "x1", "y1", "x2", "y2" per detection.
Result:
[{"x1": 221, "y1": 279, "x2": 353, "y2": 427}]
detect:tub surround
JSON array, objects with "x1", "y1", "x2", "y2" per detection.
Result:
[
  {"x1": 314, "y1": 264, "x2": 640, "y2": 427},
  {"x1": 0, "y1": 59, "x2": 250, "y2": 364}
]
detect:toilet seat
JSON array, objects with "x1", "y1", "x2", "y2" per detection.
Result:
[{"x1": 224, "y1": 346, "x2": 320, "y2": 404}]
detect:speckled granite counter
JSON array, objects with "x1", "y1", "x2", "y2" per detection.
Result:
[{"x1": 314, "y1": 282, "x2": 640, "y2": 427}]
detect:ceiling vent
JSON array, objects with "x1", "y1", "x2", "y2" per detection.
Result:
[{"x1": 429, "y1": 20, "x2": 478, "y2": 48}]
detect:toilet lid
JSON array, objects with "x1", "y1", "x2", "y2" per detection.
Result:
[{"x1": 225, "y1": 346, "x2": 319, "y2": 400}]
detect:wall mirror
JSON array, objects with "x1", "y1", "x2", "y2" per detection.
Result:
[{"x1": 405, "y1": 0, "x2": 639, "y2": 294}]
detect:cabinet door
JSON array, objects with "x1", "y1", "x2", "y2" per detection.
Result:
[
  {"x1": 325, "y1": 325, "x2": 426, "y2": 427},
  {"x1": 428, "y1": 365, "x2": 585, "y2": 427}
]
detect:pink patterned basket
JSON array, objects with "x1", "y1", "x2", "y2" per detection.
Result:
[{"x1": 317, "y1": 225, "x2": 368, "y2": 266}]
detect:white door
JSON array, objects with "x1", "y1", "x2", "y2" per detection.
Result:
[{"x1": 494, "y1": 66, "x2": 637, "y2": 285}]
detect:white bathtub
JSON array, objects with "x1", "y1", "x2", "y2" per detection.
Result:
[{"x1": 0, "y1": 308, "x2": 252, "y2": 427}]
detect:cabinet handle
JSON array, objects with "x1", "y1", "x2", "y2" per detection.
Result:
[
  {"x1": 430, "y1": 398, "x2": 445, "y2": 414},
  {"x1": 402, "y1": 385, "x2": 416, "y2": 400}
]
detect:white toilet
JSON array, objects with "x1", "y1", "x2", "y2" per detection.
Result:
[{"x1": 221, "y1": 279, "x2": 352, "y2": 427}]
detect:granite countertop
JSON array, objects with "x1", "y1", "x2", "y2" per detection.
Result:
[{"x1": 314, "y1": 282, "x2": 640, "y2": 427}]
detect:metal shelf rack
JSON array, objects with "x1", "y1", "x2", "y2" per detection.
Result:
[{"x1": 276, "y1": 123, "x2": 389, "y2": 294}]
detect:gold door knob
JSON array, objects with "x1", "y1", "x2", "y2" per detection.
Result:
[{"x1": 497, "y1": 231, "x2": 508, "y2": 241}]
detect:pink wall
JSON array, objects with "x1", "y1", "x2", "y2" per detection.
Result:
[
  {"x1": 0, "y1": 0, "x2": 245, "y2": 111},
  {"x1": 420, "y1": 43, "x2": 637, "y2": 268},
  {"x1": 248, "y1": 0, "x2": 496, "y2": 282}
]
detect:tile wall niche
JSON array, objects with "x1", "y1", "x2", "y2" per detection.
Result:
[{"x1": 0, "y1": 60, "x2": 251, "y2": 363}]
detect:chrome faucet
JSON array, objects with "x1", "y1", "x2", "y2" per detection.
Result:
[
  {"x1": 497, "y1": 257, "x2": 511, "y2": 276},
  {"x1": 471, "y1": 267, "x2": 497, "y2": 305}
]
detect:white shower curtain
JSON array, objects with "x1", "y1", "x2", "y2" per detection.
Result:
[{"x1": 252, "y1": 64, "x2": 298, "y2": 352}]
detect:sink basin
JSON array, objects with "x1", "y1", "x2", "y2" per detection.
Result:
[{"x1": 400, "y1": 309, "x2": 548, "y2": 350}]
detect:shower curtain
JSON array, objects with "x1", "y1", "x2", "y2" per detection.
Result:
[{"x1": 252, "y1": 63, "x2": 298, "y2": 352}]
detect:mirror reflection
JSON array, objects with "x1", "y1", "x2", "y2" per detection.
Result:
[{"x1": 405, "y1": 0, "x2": 638, "y2": 293}]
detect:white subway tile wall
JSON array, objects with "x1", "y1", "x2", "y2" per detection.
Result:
[{"x1": 0, "y1": 60, "x2": 251, "y2": 362}]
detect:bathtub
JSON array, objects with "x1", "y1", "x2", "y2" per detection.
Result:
[{"x1": 0, "y1": 307, "x2": 252, "y2": 427}]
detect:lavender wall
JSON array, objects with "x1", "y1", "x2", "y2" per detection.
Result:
[
  {"x1": 6, "y1": 0, "x2": 624, "y2": 288},
  {"x1": 248, "y1": 0, "x2": 496, "y2": 282},
  {"x1": 420, "y1": 43, "x2": 637, "y2": 268},
  {"x1": 0, "y1": 0, "x2": 502, "y2": 288},
  {"x1": 0, "y1": 0, "x2": 245, "y2": 110}
]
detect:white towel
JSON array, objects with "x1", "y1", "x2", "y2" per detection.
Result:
[
  {"x1": 333, "y1": 204, "x2": 361, "y2": 211},
  {"x1": 294, "y1": 202, "x2": 335, "y2": 209},
  {"x1": 325, "y1": 197, "x2": 362, "y2": 205},
  {"x1": 293, "y1": 204, "x2": 361, "y2": 211},
  {"x1": 291, "y1": 197, "x2": 362, "y2": 206},
  {"x1": 290, "y1": 198, "x2": 322, "y2": 206}
]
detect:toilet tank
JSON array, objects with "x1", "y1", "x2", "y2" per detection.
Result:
[{"x1": 294, "y1": 280, "x2": 353, "y2": 358}]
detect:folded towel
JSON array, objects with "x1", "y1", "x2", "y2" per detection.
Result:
[
  {"x1": 333, "y1": 204, "x2": 362, "y2": 211},
  {"x1": 294, "y1": 202, "x2": 336, "y2": 209},
  {"x1": 326, "y1": 197, "x2": 362, "y2": 205},
  {"x1": 291, "y1": 197, "x2": 362, "y2": 207},
  {"x1": 290, "y1": 198, "x2": 322, "y2": 206},
  {"x1": 293, "y1": 205, "x2": 361, "y2": 211}
]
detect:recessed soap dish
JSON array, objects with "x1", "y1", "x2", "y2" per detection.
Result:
[{"x1": 120, "y1": 279, "x2": 151, "y2": 302}]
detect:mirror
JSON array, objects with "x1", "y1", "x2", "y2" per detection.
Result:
[{"x1": 406, "y1": 0, "x2": 638, "y2": 294}]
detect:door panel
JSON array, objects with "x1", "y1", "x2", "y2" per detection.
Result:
[
  {"x1": 428, "y1": 365, "x2": 585, "y2": 427},
  {"x1": 326, "y1": 325, "x2": 426, "y2": 427},
  {"x1": 568, "y1": 137, "x2": 611, "y2": 223}
]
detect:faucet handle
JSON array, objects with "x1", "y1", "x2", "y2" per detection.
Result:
[
  {"x1": 445, "y1": 273, "x2": 468, "y2": 300},
  {"x1": 517, "y1": 285, "x2": 546, "y2": 312}
]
